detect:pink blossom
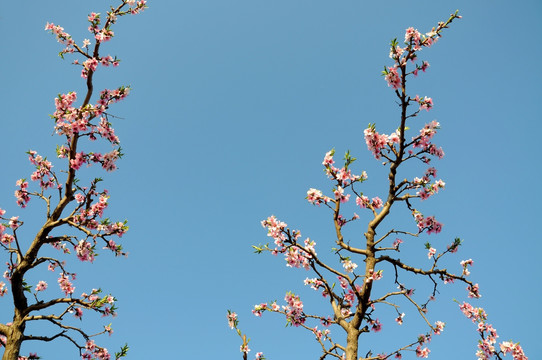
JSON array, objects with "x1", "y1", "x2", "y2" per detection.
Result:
[
  {"x1": 57, "y1": 273, "x2": 75, "y2": 296},
  {"x1": 415, "y1": 346, "x2": 430, "y2": 358},
  {"x1": 371, "y1": 197, "x2": 383, "y2": 209},
  {"x1": 75, "y1": 240, "x2": 95, "y2": 262},
  {"x1": 304, "y1": 277, "x2": 323, "y2": 291},
  {"x1": 35, "y1": 281, "x2": 48, "y2": 292},
  {"x1": 227, "y1": 311, "x2": 238, "y2": 329},
  {"x1": 333, "y1": 186, "x2": 350, "y2": 203},
  {"x1": 252, "y1": 303, "x2": 267, "y2": 317},
  {"x1": 285, "y1": 247, "x2": 311, "y2": 270},
  {"x1": 81, "y1": 58, "x2": 98, "y2": 78},
  {"x1": 460, "y1": 259, "x2": 473, "y2": 276},
  {"x1": 433, "y1": 321, "x2": 445, "y2": 335},
  {"x1": 321, "y1": 317, "x2": 333, "y2": 327},
  {"x1": 88, "y1": 12, "x2": 100, "y2": 22},
  {"x1": 405, "y1": 27, "x2": 422, "y2": 49},
  {"x1": 342, "y1": 259, "x2": 358, "y2": 273},
  {"x1": 338, "y1": 276, "x2": 349, "y2": 290},
  {"x1": 0, "y1": 281, "x2": 7, "y2": 296},
  {"x1": 1, "y1": 234, "x2": 14, "y2": 246},
  {"x1": 366, "y1": 269, "x2": 383, "y2": 282},
  {"x1": 307, "y1": 188, "x2": 330, "y2": 205},
  {"x1": 75, "y1": 193, "x2": 85, "y2": 203},
  {"x1": 74, "y1": 308, "x2": 83, "y2": 319},
  {"x1": 413, "y1": 211, "x2": 442, "y2": 234},
  {"x1": 467, "y1": 283, "x2": 482, "y2": 299},
  {"x1": 364, "y1": 127, "x2": 389, "y2": 159},
  {"x1": 70, "y1": 152, "x2": 86, "y2": 170},
  {"x1": 389, "y1": 131, "x2": 401, "y2": 144},
  {"x1": 384, "y1": 66, "x2": 401, "y2": 89},
  {"x1": 370, "y1": 318, "x2": 382, "y2": 332},
  {"x1": 356, "y1": 195, "x2": 370, "y2": 208},
  {"x1": 417, "y1": 96, "x2": 433, "y2": 111},
  {"x1": 395, "y1": 313, "x2": 405, "y2": 325},
  {"x1": 15, "y1": 179, "x2": 31, "y2": 208},
  {"x1": 427, "y1": 247, "x2": 436, "y2": 259},
  {"x1": 283, "y1": 292, "x2": 305, "y2": 326},
  {"x1": 322, "y1": 150, "x2": 335, "y2": 165}
]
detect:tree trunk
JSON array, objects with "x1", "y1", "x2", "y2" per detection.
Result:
[
  {"x1": 2, "y1": 324, "x2": 24, "y2": 360},
  {"x1": 345, "y1": 330, "x2": 359, "y2": 360}
]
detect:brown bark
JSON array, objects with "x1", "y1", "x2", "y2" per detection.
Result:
[
  {"x1": 2, "y1": 322, "x2": 25, "y2": 360},
  {"x1": 345, "y1": 329, "x2": 359, "y2": 360}
]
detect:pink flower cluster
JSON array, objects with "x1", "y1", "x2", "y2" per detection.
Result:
[
  {"x1": 125, "y1": 0, "x2": 148, "y2": 14},
  {"x1": 51, "y1": 88, "x2": 128, "y2": 173},
  {"x1": 366, "y1": 269, "x2": 383, "y2": 283},
  {"x1": 364, "y1": 127, "x2": 392, "y2": 159},
  {"x1": 392, "y1": 238, "x2": 403, "y2": 249},
  {"x1": 405, "y1": 27, "x2": 426, "y2": 51},
  {"x1": 70, "y1": 192, "x2": 127, "y2": 240},
  {"x1": 35, "y1": 281, "x2": 47, "y2": 292},
  {"x1": 17, "y1": 353, "x2": 39, "y2": 360},
  {"x1": 15, "y1": 179, "x2": 30, "y2": 208},
  {"x1": 460, "y1": 259, "x2": 473, "y2": 277},
  {"x1": 414, "y1": 95, "x2": 433, "y2": 111},
  {"x1": 414, "y1": 334, "x2": 432, "y2": 358},
  {"x1": 312, "y1": 326, "x2": 330, "y2": 340},
  {"x1": 412, "y1": 121, "x2": 444, "y2": 160},
  {"x1": 261, "y1": 216, "x2": 315, "y2": 269},
  {"x1": 467, "y1": 283, "x2": 481, "y2": 299},
  {"x1": 416, "y1": 346, "x2": 430, "y2": 358},
  {"x1": 44, "y1": 22, "x2": 75, "y2": 54},
  {"x1": 413, "y1": 61, "x2": 430, "y2": 76},
  {"x1": 321, "y1": 150, "x2": 365, "y2": 187},
  {"x1": 433, "y1": 321, "x2": 445, "y2": 335},
  {"x1": 306, "y1": 188, "x2": 331, "y2": 206},
  {"x1": 459, "y1": 302, "x2": 527, "y2": 360},
  {"x1": 285, "y1": 238, "x2": 315, "y2": 270},
  {"x1": 304, "y1": 277, "x2": 324, "y2": 291},
  {"x1": 58, "y1": 273, "x2": 75, "y2": 296},
  {"x1": 395, "y1": 313, "x2": 405, "y2": 325},
  {"x1": 252, "y1": 301, "x2": 280, "y2": 317},
  {"x1": 412, "y1": 210, "x2": 442, "y2": 234},
  {"x1": 500, "y1": 342, "x2": 528, "y2": 360},
  {"x1": 75, "y1": 240, "x2": 95, "y2": 262},
  {"x1": 81, "y1": 57, "x2": 98, "y2": 78},
  {"x1": 356, "y1": 195, "x2": 383, "y2": 210},
  {"x1": 261, "y1": 215, "x2": 287, "y2": 252},
  {"x1": 386, "y1": 23, "x2": 445, "y2": 71},
  {"x1": 0, "y1": 281, "x2": 7, "y2": 297},
  {"x1": 412, "y1": 167, "x2": 445, "y2": 200},
  {"x1": 370, "y1": 318, "x2": 382, "y2": 332},
  {"x1": 28, "y1": 150, "x2": 55, "y2": 190},
  {"x1": 283, "y1": 292, "x2": 305, "y2": 327},
  {"x1": 227, "y1": 311, "x2": 238, "y2": 329},
  {"x1": 0, "y1": 215, "x2": 15, "y2": 246},
  {"x1": 82, "y1": 340, "x2": 110, "y2": 360},
  {"x1": 384, "y1": 66, "x2": 401, "y2": 89},
  {"x1": 342, "y1": 259, "x2": 358, "y2": 273},
  {"x1": 74, "y1": 308, "x2": 84, "y2": 319}
]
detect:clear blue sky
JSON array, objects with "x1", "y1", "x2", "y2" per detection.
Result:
[{"x1": 1, "y1": 0, "x2": 540, "y2": 359}]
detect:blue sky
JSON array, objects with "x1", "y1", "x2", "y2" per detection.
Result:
[{"x1": 1, "y1": 0, "x2": 541, "y2": 359}]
